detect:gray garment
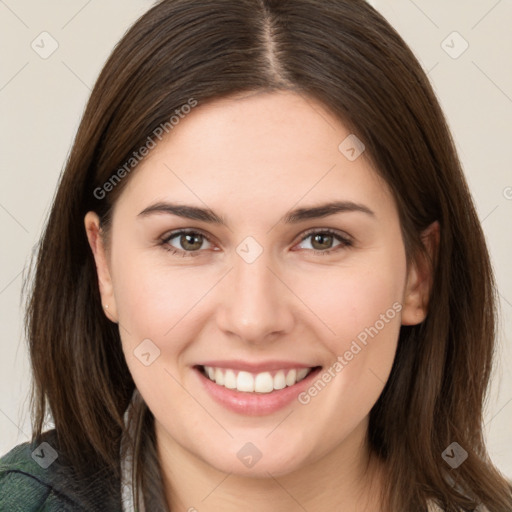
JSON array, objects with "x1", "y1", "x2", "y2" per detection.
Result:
[{"x1": 0, "y1": 428, "x2": 123, "y2": 511}]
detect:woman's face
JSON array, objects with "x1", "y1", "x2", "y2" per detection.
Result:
[{"x1": 86, "y1": 90, "x2": 428, "y2": 477}]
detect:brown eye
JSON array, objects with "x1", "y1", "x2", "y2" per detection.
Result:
[
  {"x1": 161, "y1": 230, "x2": 212, "y2": 255},
  {"x1": 310, "y1": 233, "x2": 335, "y2": 251},
  {"x1": 178, "y1": 232, "x2": 204, "y2": 251},
  {"x1": 296, "y1": 229, "x2": 352, "y2": 254}
]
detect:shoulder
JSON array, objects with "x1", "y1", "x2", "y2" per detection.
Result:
[{"x1": 0, "y1": 429, "x2": 123, "y2": 512}]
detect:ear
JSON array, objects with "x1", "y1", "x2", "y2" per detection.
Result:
[
  {"x1": 401, "y1": 221, "x2": 440, "y2": 326},
  {"x1": 84, "y1": 211, "x2": 119, "y2": 323}
]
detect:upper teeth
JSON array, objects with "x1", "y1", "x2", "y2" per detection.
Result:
[{"x1": 203, "y1": 366, "x2": 312, "y2": 393}]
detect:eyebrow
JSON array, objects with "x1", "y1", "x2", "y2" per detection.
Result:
[{"x1": 137, "y1": 200, "x2": 375, "y2": 226}]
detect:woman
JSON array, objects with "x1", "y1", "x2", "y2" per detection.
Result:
[{"x1": 1, "y1": 0, "x2": 511, "y2": 510}]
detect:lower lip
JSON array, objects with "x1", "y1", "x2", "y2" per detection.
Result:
[{"x1": 194, "y1": 366, "x2": 322, "y2": 416}]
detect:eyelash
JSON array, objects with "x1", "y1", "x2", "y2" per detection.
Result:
[{"x1": 159, "y1": 228, "x2": 353, "y2": 257}]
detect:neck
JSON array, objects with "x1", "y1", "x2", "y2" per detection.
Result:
[{"x1": 155, "y1": 418, "x2": 385, "y2": 512}]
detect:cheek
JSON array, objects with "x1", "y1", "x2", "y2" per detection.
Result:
[
  {"x1": 111, "y1": 250, "x2": 213, "y2": 340},
  {"x1": 294, "y1": 258, "x2": 404, "y2": 418},
  {"x1": 293, "y1": 257, "x2": 405, "y2": 414},
  {"x1": 111, "y1": 254, "x2": 218, "y2": 400},
  {"x1": 113, "y1": 262, "x2": 199, "y2": 410},
  {"x1": 299, "y1": 259, "x2": 405, "y2": 350}
]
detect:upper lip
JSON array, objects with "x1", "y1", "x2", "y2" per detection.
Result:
[{"x1": 196, "y1": 360, "x2": 320, "y2": 373}]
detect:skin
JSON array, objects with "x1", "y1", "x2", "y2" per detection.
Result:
[{"x1": 85, "y1": 90, "x2": 436, "y2": 511}]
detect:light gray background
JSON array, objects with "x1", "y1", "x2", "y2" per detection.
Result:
[{"x1": 1, "y1": 0, "x2": 511, "y2": 478}]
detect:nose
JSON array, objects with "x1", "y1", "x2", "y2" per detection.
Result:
[{"x1": 216, "y1": 249, "x2": 295, "y2": 345}]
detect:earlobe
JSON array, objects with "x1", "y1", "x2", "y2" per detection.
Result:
[
  {"x1": 84, "y1": 211, "x2": 119, "y2": 324},
  {"x1": 401, "y1": 221, "x2": 440, "y2": 326}
]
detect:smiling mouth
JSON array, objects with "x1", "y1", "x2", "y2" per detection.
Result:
[{"x1": 196, "y1": 365, "x2": 322, "y2": 394}]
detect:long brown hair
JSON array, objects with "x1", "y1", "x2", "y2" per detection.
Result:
[{"x1": 24, "y1": 0, "x2": 512, "y2": 510}]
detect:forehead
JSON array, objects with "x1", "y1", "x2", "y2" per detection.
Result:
[{"x1": 114, "y1": 91, "x2": 395, "y2": 222}]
